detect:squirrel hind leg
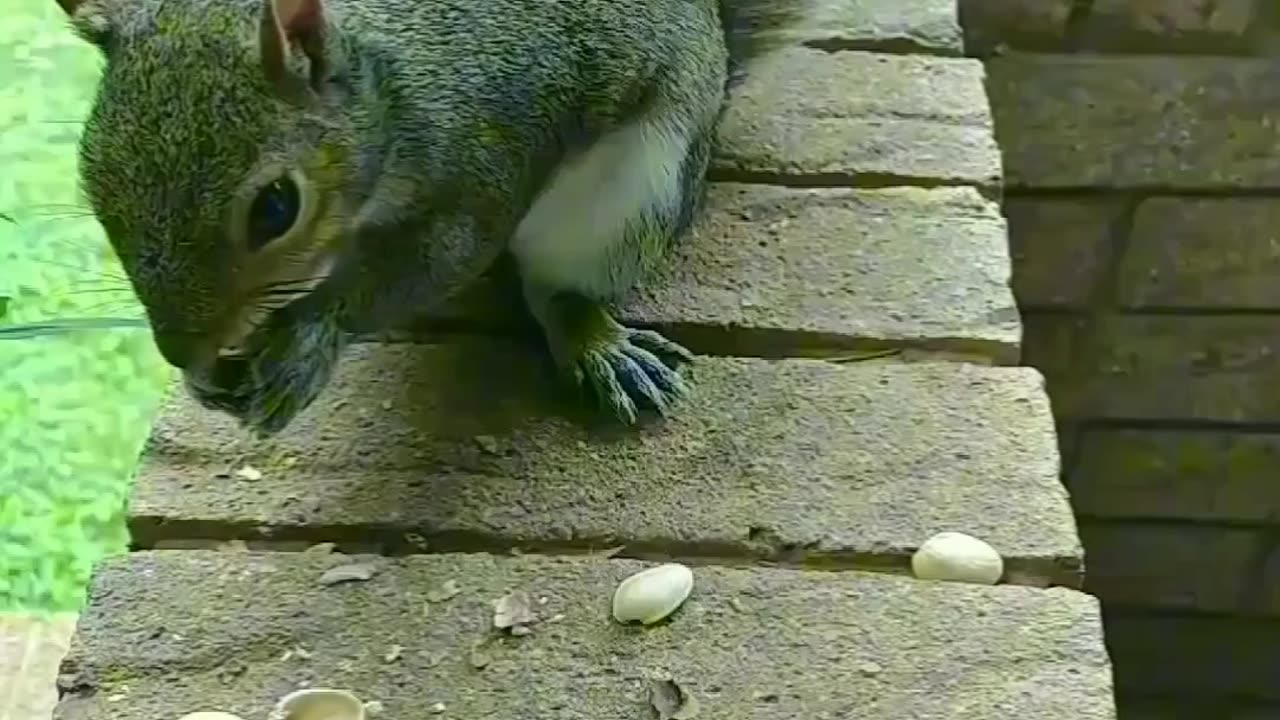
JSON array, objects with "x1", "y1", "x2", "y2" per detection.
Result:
[{"x1": 511, "y1": 115, "x2": 711, "y2": 424}]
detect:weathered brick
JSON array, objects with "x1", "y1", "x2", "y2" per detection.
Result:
[
  {"x1": 987, "y1": 55, "x2": 1280, "y2": 189},
  {"x1": 1080, "y1": 0, "x2": 1261, "y2": 53},
  {"x1": 1019, "y1": 313, "x2": 1093, "y2": 419},
  {"x1": 1070, "y1": 429, "x2": 1280, "y2": 524},
  {"x1": 1005, "y1": 197, "x2": 1126, "y2": 309},
  {"x1": 1118, "y1": 198, "x2": 1280, "y2": 310},
  {"x1": 422, "y1": 185, "x2": 1020, "y2": 361},
  {"x1": 958, "y1": 0, "x2": 1075, "y2": 54},
  {"x1": 1119, "y1": 699, "x2": 1280, "y2": 720},
  {"x1": 1024, "y1": 314, "x2": 1280, "y2": 423},
  {"x1": 766, "y1": 0, "x2": 963, "y2": 55},
  {"x1": 53, "y1": 551, "x2": 1115, "y2": 720},
  {"x1": 713, "y1": 47, "x2": 1000, "y2": 189},
  {"x1": 1106, "y1": 612, "x2": 1280, "y2": 701},
  {"x1": 1079, "y1": 523, "x2": 1280, "y2": 617},
  {"x1": 127, "y1": 340, "x2": 1082, "y2": 585}
]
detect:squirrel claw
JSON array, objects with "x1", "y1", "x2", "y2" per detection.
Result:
[{"x1": 571, "y1": 327, "x2": 691, "y2": 425}]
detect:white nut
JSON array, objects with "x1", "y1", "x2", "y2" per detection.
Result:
[
  {"x1": 612, "y1": 563, "x2": 694, "y2": 625},
  {"x1": 911, "y1": 531, "x2": 1004, "y2": 585},
  {"x1": 177, "y1": 714, "x2": 248, "y2": 720},
  {"x1": 268, "y1": 688, "x2": 366, "y2": 720}
]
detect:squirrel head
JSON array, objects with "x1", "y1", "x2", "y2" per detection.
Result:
[{"x1": 60, "y1": 0, "x2": 360, "y2": 374}]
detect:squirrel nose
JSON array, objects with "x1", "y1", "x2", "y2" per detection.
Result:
[{"x1": 151, "y1": 329, "x2": 209, "y2": 370}]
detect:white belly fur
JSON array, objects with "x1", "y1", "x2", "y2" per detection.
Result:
[{"x1": 510, "y1": 115, "x2": 689, "y2": 299}]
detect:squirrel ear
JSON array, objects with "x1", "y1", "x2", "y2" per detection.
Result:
[
  {"x1": 260, "y1": 0, "x2": 329, "y2": 97},
  {"x1": 56, "y1": 0, "x2": 113, "y2": 49}
]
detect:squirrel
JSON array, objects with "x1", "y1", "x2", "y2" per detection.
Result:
[{"x1": 55, "y1": 0, "x2": 801, "y2": 436}]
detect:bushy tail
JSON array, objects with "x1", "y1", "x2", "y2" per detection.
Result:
[{"x1": 717, "y1": 0, "x2": 809, "y2": 88}]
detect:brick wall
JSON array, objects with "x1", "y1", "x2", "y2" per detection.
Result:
[{"x1": 962, "y1": 1, "x2": 1280, "y2": 717}]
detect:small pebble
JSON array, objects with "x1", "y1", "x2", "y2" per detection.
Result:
[
  {"x1": 429, "y1": 702, "x2": 446, "y2": 714},
  {"x1": 426, "y1": 579, "x2": 462, "y2": 602}
]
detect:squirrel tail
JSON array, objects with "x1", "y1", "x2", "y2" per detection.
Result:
[{"x1": 717, "y1": 0, "x2": 808, "y2": 87}]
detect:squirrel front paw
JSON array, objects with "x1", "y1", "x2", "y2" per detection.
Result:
[
  {"x1": 570, "y1": 325, "x2": 693, "y2": 424},
  {"x1": 531, "y1": 292, "x2": 693, "y2": 424},
  {"x1": 184, "y1": 314, "x2": 345, "y2": 437}
]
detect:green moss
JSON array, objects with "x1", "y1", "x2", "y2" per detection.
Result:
[{"x1": 0, "y1": 0, "x2": 173, "y2": 612}]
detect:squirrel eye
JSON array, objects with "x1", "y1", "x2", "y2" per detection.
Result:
[{"x1": 246, "y1": 175, "x2": 301, "y2": 250}]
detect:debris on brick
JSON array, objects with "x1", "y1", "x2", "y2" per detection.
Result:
[
  {"x1": 318, "y1": 562, "x2": 379, "y2": 587},
  {"x1": 648, "y1": 678, "x2": 700, "y2": 720}
]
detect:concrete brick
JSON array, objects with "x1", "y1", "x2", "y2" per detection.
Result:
[
  {"x1": 1080, "y1": 523, "x2": 1280, "y2": 617},
  {"x1": 1080, "y1": 0, "x2": 1261, "y2": 53},
  {"x1": 958, "y1": 0, "x2": 1075, "y2": 54},
  {"x1": 1118, "y1": 198, "x2": 1280, "y2": 310},
  {"x1": 52, "y1": 550, "x2": 1115, "y2": 720},
  {"x1": 422, "y1": 185, "x2": 1020, "y2": 361},
  {"x1": 1106, "y1": 612, "x2": 1280, "y2": 701},
  {"x1": 1024, "y1": 314, "x2": 1280, "y2": 423},
  {"x1": 1119, "y1": 699, "x2": 1280, "y2": 720},
  {"x1": 987, "y1": 55, "x2": 1280, "y2": 189},
  {"x1": 126, "y1": 340, "x2": 1082, "y2": 586},
  {"x1": 713, "y1": 47, "x2": 1000, "y2": 189},
  {"x1": 1004, "y1": 197, "x2": 1127, "y2": 309},
  {"x1": 768, "y1": 0, "x2": 963, "y2": 55},
  {"x1": 1070, "y1": 429, "x2": 1280, "y2": 524},
  {"x1": 1019, "y1": 313, "x2": 1093, "y2": 419}
]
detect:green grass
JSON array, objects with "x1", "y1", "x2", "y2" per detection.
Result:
[{"x1": 0, "y1": 1, "x2": 172, "y2": 613}]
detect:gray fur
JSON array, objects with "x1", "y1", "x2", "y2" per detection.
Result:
[{"x1": 64, "y1": 0, "x2": 801, "y2": 434}]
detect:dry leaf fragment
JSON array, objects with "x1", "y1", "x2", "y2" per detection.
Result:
[
  {"x1": 233, "y1": 465, "x2": 263, "y2": 481},
  {"x1": 216, "y1": 540, "x2": 249, "y2": 553},
  {"x1": 473, "y1": 435, "x2": 501, "y2": 455},
  {"x1": 492, "y1": 591, "x2": 536, "y2": 632},
  {"x1": 468, "y1": 639, "x2": 493, "y2": 669},
  {"x1": 318, "y1": 562, "x2": 379, "y2": 586},
  {"x1": 648, "y1": 679, "x2": 700, "y2": 720},
  {"x1": 425, "y1": 579, "x2": 462, "y2": 603}
]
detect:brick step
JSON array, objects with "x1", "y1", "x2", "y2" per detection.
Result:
[
  {"x1": 405, "y1": 184, "x2": 1019, "y2": 363},
  {"x1": 958, "y1": 0, "x2": 1275, "y2": 56},
  {"x1": 53, "y1": 550, "x2": 1114, "y2": 720},
  {"x1": 712, "y1": 46, "x2": 999, "y2": 190},
  {"x1": 127, "y1": 339, "x2": 1081, "y2": 587}
]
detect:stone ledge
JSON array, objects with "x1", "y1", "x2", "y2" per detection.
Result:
[
  {"x1": 987, "y1": 54, "x2": 1280, "y2": 190},
  {"x1": 713, "y1": 47, "x2": 1001, "y2": 190},
  {"x1": 54, "y1": 551, "x2": 1115, "y2": 720},
  {"x1": 415, "y1": 184, "x2": 1020, "y2": 363},
  {"x1": 127, "y1": 340, "x2": 1081, "y2": 587},
  {"x1": 768, "y1": 0, "x2": 963, "y2": 56}
]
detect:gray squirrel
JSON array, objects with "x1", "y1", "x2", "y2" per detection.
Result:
[{"x1": 55, "y1": 0, "x2": 801, "y2": 435}]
